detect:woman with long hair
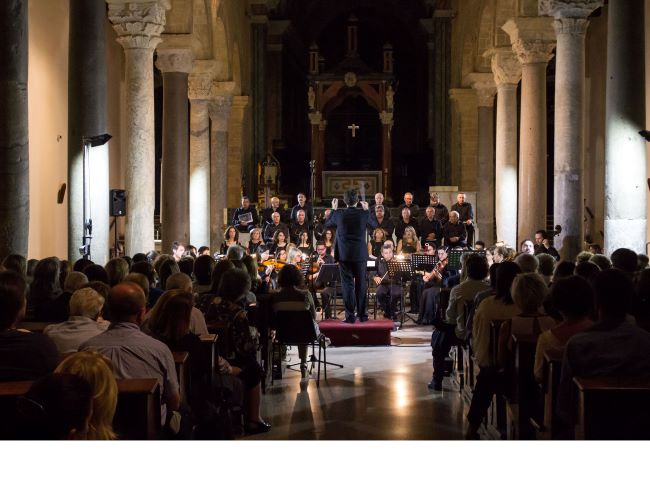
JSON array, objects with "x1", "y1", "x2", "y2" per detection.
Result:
[
  {"x1": 247, "y1": 227, "x2": 265, "y2": 255},
  {"x1": 323, "y1": 228, "x2": 335, "y2": 256},
  {"x1": 270, "y1": 230, "x2": 288, "y2": 255},
  {"x1": 220, "y1": 226, "x2": 240, "y2": 255},
  {"x1": 56, "y1": 350, "x2": 118, "y2": 440},
  {"x1": 297, "y1": 230, "x2": 313, "y2": 256},
  {"x1": 397, "y1": 226, "x2": 421, "y2": 256},
  {"x1": 368, "y1": 227, "x2": 387, "y2": 259},
  {"x1": 28, "y1": 257, "x2": 62, "y2": 321}
]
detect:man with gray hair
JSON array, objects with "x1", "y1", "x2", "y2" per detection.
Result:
[
  {"x1": 43, "y1": 288, "x2": 107, "y2": 353},
  {"x1": 49, "y1": 271, "x2": 90, "y2": 323},
  {"x1": 225, "y1": 244, "x2": 246, "y2": 262}
]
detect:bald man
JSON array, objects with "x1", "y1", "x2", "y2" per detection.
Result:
[
  {"x1": 396, "y1": 192, "x2": 420, "y2": 220},
  {"x1": 81, "y1": 282, "x2": 180, "y2": 422},
  {"x1": 262, "y1": 196, "x2": 288, "y2": 226}
]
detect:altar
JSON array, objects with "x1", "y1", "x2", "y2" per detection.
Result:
[{"x1": 322, "y1": 171, "x2": 382, "y2": 200}]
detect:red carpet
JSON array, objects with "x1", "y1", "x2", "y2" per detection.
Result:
[{"x1": 318, "y1": 319, "x2": 394, "y2": 346}]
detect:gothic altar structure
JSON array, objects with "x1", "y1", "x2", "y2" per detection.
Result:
[{"x1": 307, "y1": 15, "x2": 396, "y2": 201}]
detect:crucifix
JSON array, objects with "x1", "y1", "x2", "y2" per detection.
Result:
[{"x1": 347, "y1": 123, "x2": 360, "y2": 138}]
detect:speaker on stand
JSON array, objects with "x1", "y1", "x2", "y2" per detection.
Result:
[{"x1": 110, "y1": 189, "x2": 126, "y2": 257}]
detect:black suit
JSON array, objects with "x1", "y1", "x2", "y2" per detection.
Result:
[{"x1": 328, "y1": 206, "x2": 369, "y2": 322}]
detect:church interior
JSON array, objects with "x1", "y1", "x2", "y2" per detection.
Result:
[{"x1": 1, "y1": 0, "x2": 650, "y2": 455}]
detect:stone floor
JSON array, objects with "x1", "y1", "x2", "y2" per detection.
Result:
[{"x1": 248, "y1": 325, "x2": 469, "y2": 440}]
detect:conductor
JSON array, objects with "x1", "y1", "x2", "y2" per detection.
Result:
[{"x1": 328, "y1": 189, "x2": 370, "y2": 323}]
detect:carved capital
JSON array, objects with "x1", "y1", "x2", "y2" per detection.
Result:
[
  {"x1": 188, "y1": 72, "x2": 214, "y2": 100},
  {"x1": 209, "y1": 96, "x2": 233, "y2": 131},
  {"x1": 155, "y1": 47, "x2": 193, "y2": 73},
  {"x1": 107, "y1": 1, "x2": 169, "y2": 50},
  {"x1": 502, "y1": 17, "x2": 556, "y2": 65},
  {"x1": 539, "y1": 0, "x2": 603, "y2": 19},
  {"x1": 486, "y1": 47, "x2": 522, "y2": 86},
  {"x1": 449, "y1": 88, "x2": 477, "y2": 114},
  {"x1": 511, "y1": 38, "x2": 556, "y2": 64},
  {"x1": 553, "y1": 17, "x2": 590, "y2": 36},
  {"x1": 467, "y1": 73, "x2": 496, "y2": 107}
]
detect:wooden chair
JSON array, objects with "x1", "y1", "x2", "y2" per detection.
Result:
[
  {"x1": 530, "y1": 349, "x2": 563, "y2": 440},
  {"x1": 573, "y1": 376, "x2": 650, "y2": 440},
  {"x1": 173, "y1": 351, "x2": 189, "y2": 405},
  {"x1": 504, "y1": 333, "x2": 538, "y2": 440},
  {"x1": 484, "y1": 320, "x2": 506, "y2": 439},
  {"x1": 0, "y1": 378, "x2": 161, "y2": 440}
]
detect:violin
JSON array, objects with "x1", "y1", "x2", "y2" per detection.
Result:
[
  {"x1": 430, "y1": 257, "x2": 449, "y2": 281},
  {"x1": 258, "y1": 258, "x2": 288, "y2": 272}
]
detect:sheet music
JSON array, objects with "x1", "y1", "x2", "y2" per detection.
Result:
[{"x1": 238, "y1": 212, "x2": 253, "y2": 224}]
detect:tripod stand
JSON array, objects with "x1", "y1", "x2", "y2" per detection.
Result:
[{"x1": 387, "y1": 259, "x2": 417, "y2": 329}]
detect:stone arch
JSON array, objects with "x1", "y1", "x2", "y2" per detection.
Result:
[{"x1": 212, "y1": 16, "x2": 230, "y2": 80}]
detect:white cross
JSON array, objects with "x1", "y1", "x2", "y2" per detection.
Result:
[{"x1": 347, "y1": 123, "x2": 360, "y2": 138}]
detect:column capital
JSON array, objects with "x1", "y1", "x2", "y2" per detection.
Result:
[
  {"x1": 552, "y1": 17, "x2": 590, "y2": 36},
  {"x1": 449, "y1": 88, "x2": 477, "y2": 111},
  {"x1": 502, "y1": 17, "x2": 556, "y2": 65},
  {"x1": 155, "y1": 47, "x2": 193, "y2": 73},
  {"x1": 209, "y1": 96, "x2": 233, "y2": 131},
  {"x1": 467, "y1": 73, "x2": 497, "y2": 107},
  {"x1": 107, "y1": 1, "x2": 170, "y2": 50},
  {"x1": 539, "y1": 0, "x2": 603, "y2": 19},
  {"x1": 485, "y1": 47, "x2": 522, "y2": 86}
]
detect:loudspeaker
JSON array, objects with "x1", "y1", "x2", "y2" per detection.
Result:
[{"x1": 110, "y1": 189, "x2": 126, "y2": 217}]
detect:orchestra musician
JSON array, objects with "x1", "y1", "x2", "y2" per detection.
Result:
[
  {"x1": 374, "y1": 244, "x2": 402, "y2": 321},
  {"x1": 310, "y1": 241, "x2": 336, "y2": 319},
  {"x1": 409, "y1": 242, "x2": 437, "y2": 313},
  {"x1": 417, "y1": 246, "x2": 457, "y2": 325}
]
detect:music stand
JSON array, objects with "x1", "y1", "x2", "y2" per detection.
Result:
[
  {"x1": 316, "y1": 263, "x2": 340, "y2": 317},
  {"x1": 387, "y1": 259, "x2": 416, "y2": 328},
  {"x1": 447, "y1": 249, "x2": 465, "y2": 271},
  {"x1": 411, "y1": 254, "x2": 438, "y2": 272}
]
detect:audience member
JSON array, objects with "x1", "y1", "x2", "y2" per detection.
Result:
[
  {"x1": 17, "y1": 373, "x2": 92, "y2": 440},
  {"x1": 158, "y1": 258, "x2": 181, "y2": 290},
  {"x1": 48, "y1": 271, "x2": 89, "y2": 323},
  {"x1": 552, "y1": 261, "x2": 575, "y2": 284},
  {"x1": 123, "y1": 272, "x2": 151, "y2": 304},
  {"x1": 610, "y1": 248, "x2": 638, "y2": 277},
  {"x1": 574, "y1": 261, "x2": 600, "y2": 281},
  {"x1": 557, "y1": 269, "x2": 650, "y2": 428},
  {"x1": 72, "y1": 258, "x2": 93, "y2": 273},
  {"x1": 0, "y1": 271, "x2": 59, "y2": 381},
  {"x1": 193, "y1": 255, "x2": 215, "y2": 295},
  {"x1": 575, "y1": 251, "x2": 593, "y2": 264},
  {"x1": 536, "y1": 253, "x2": 555, "y2": 286},
  {"x1": 515, "y1": 252, "x2": 539, "y2": 273},
  {"x1": 163, "y1": 272, "x2": 209, "y2": 336},
  {"x1": 448, "y1": 254, "x2": 491, "y2": 341},
  {"x1": 55, "y1": 350, "x2": 118, "y2": 440},
  {"x1": 80, "y1": 283, "x2": 180, "y2": 424},
  {"x1": 130, "y1": 260, "x2": 163, "y2": 308},
  {"x1": 27, "y1": 257, "x2": 63, "y2": 321},
  {"x1": 2, "y1": 254, "x2": 27, "y2": 277},
  {"x1": 533, "y1": 276, "x2": 594, "y2": 381},
  {"x1": 83, "y1": 264, "x2": 109, "y2": 285},
  {"x1": 172, "y1": 242, "x2": 186, "y2": 262},
  {"x1": 105, "y1": 258, "x2": 129, "y2": 287},
  {"x1": 43, "y1": 288, "x2": 107, "y2": 353}
]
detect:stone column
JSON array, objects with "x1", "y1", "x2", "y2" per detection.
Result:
[
  {"x1": 188, "y1": 65, "x2": 214, "y2": 249},
  {"x1": 250, "y1": 4, "x2": 268, "y2": 200},
  {"x1": 380, "y1": 111, "x2": 394, "y2": 198},
  {"x1": 228, "y1": 96, "x2": 250, "y2": 207},
  {"x1": 488, "y1": 47, "x2": 522, "y2": 247},
  {"x1": 107, "y1": 0, "x2": 168, "y2": 256},
  {"x1": 468, "y1": 73, "x2": 497, "y2": 245},
  {"x1": 540, "y1": 1, "x2": 603, "y2": 260},
  {"x1": 67, "y1": 0, "x2": 110, "y2": 264},
  {"x1": 603, "y1": 0, "x2": 647, "y2": 253},
  {"x1": 209, "y1": 96, "x2": 232, "y2": 251},
  {"x1": 0, "y1": 0, "x2": 29, "y2": 259},
  {"x1": 156, "y1": 47, "x2": 193, "y2": 253},
  {"x1": 449, "y1": 89, "x2": 478, "y2": 191},
  {"x1": 433, "y1": 10, "x2": 453, "y2": 185},
  {"x1": 309, "y1": 111, "x2": 324, "y2": 199},
  {"x1": 503, "y1": 18, "x2": 556, "y2": 243},
  {"x1": 267, "y1": 21, "x2": 289, "y2": 152}
]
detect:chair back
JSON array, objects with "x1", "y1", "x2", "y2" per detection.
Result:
[{"x1": 273, "y1": 309, "x2": 318, "y2": 345}]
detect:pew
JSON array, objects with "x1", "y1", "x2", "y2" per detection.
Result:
[
  {"x1": 530, "y1": 349, "x2": 563, "y2": 440},
  {"x1": 483, "y1": 320, "x2": 506, "y2": 439},
  {"x1": 504, "y1": 333, "x2": 537, "y2": 440},
  {"x1": 574, "y1": 376, "x2": 650, "y2": 440},
  {"x1": 173, "y1": 351, "x2": 189, "y2": 405},
  {"x1": 16, "y1": 322, "x2": 50, "y2": 333},
  {"x1": 0, "y1": 378, "x2": 161, "y2": 440}
]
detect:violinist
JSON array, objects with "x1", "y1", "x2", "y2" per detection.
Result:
[
  {"x1": 311, "y1": 241, "x2": 336, "y2": 319},
  {"x1": 409, "y1": 242, "x2": 437, "y2": 313},
  {"x1": 374, "y1": 245, "x2": 402, "y2": 321},
  {"x1": 417, "y1": 246, "x2": 456, "y2": 325}
]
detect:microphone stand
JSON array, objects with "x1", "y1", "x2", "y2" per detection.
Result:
[{"x1": 308, "y1": 160, "x2": 316, "y2": 205}]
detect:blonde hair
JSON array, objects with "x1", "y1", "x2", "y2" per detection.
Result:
[
  {"x1": 69, "y1": 288, "x2": 104, "y2": 319},
  {"x1": 56, "y1": 350, "x2": 118, "y2": 440},
  {"x1": 403, "y1": 226, "x2": 418, "y2": 244}
]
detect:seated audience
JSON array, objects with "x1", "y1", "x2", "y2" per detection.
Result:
[
  {"x1": 465, "y1": 262, "x2": 521, "y2": 438},
  {"x1": 130, "y1": 261, "x2": 164, "y2": 308},
  {"x1": 48, "y1": 271, "x2": 89, "y2": 323},
  {"x1": 557, "y1": 269, "x2": 650, "y2": 428},
  {"x1": 27, "y1": 257, "x2": 62, "y2": 321},
  {"x1": 610, "y1": 248, "x2": 638, "y2": 278},
  {"x1": 0, "y1": 271, "x2": 59, "y2": 381},
  {"x1": 497, "y1": 272, "x2": 556, "y2": 366},
  {"x1": 105, "y1": 258, "x2": 129, "y2": 287},
  {"x1": 575, "y1": 250, "x2": 593, "y2": 264},
  {"x1": 537, "y1": 253, "x2": 555, "y2": 286},
  {"x1": 552, "y1": 261, "x2": 575, "y2": 284},
  {"x1": 514, "y1": 252, "x2": 539, "y2": 273},
  {"x1": 43, "y1": 288, "x2": 107, "y2": 353},
  {"x1": 204, "y1": 269, "x2": 269, "y2": 434},
  {"x1": 2, "y1": 254, "x2": 27, "y2": 277},
  {"x1": 158, "y1": 258, "x2": 180, "y2": 290},
  {"x1": 193, "y1": 255, "x2": 215, "y2": 295},
  {"x1": 574, "y1": 261, "x2": 600, "y2": 281},
  {"x1": 636, "y1": 269, "x2": 650, "y2": 331},
  {"x1": 271, "y1": 265, "x2": 323, "y2": 378},
  {"x1": 55, "y1": 350, "x2": 118, "y2": 440},
  {"x1": 178, "y1": 256, "x2": 195, "y2": 278},
  {"x1": 448, "y1": 254, "x2": 491, "y2": 341},
  {"x1": 80, "y1": 282, "x2": 180, "y2": 424},
  {"x1": 533, "y1": 276, "x2": 594, "y2": 381},
  {"x1": 163, "y1": 272, "x2": 209, "y2": 336},
  {"x1": 17, "y1": 373, "x2": 92, "y2": 440},
  {"x1": 83, "y1": 264, "x2": 109, "y2": 284},
  {"x1": 589, "y1": 253, "x2": 612, "y2": 271}
]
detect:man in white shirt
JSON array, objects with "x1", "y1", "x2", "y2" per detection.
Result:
[{"x1": 44, "y1": 288, "x2": 108, "y2": 353}]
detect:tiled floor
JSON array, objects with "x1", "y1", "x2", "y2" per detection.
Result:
[{"x1": 249, "y1": 325, "x2": 468, "y2": 440}]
